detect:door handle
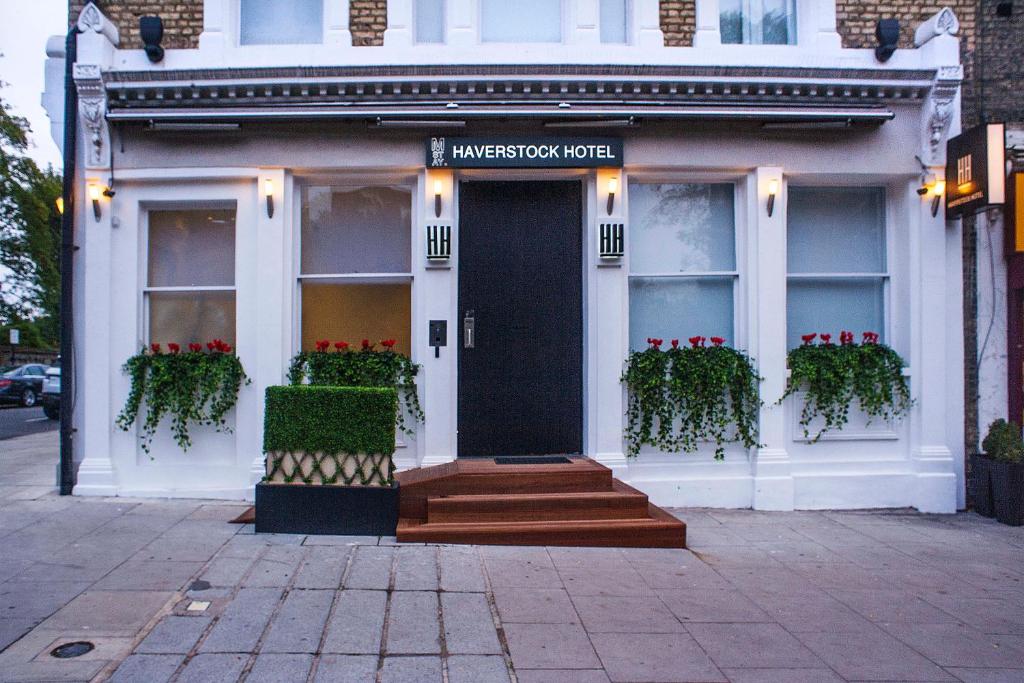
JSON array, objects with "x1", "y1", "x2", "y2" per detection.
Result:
[{"x1": 463, "y1": 310, "x2": 475, "y2": 349}]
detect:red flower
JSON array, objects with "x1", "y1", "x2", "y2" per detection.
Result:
[
  {"x1": 316, "y1": 340, "x2": 330, "y2": 352},
  {"x1": 150, "y1": 343, "x2": 161, "y2": 353},
  {"x1": 671, "y1": 339, "x2": 679, "y2": 349},
  {"x1": 167, "y1": 343, "x2": 180, "y2": 354},
  {"x1": 381, "y1": 339, "x2": 396, "y2": 349},
  {"x1": 862, "y1": 332, "x2": 879, "y2": 344},
  {"x1": 839, "y1": 330, "x2": 854, "y2": 345},
  {"x1": 819, "y1": 334, "x2": 832, "y2": 345},
  {"x1": 209, "y1": 339, "x2": 230, "y2": 353},
  {"x1": 206, "y1": 342, "x2": 215, "y2": 351},
  {"x1": 361, "y1": 339, "x2": 372, "y2": 350},
  {"x1": 801, "y1": 333, "x2": 817, "y2": 345},
  {"x1": 222, "y1": 344, "x2": 232, "y2": 353},
  {"x1": 649, "y1": 338, "x2": 663, "y2": 350},
  {"x1": 710, "y1": 337, "x2": 725, "y2": 347},
  {"x1": 688, "y1": 336, "x2": 702, "y2": 348},
  {"x1": 334, "y1": 341, "x2": 349, "y2": 351},
  {"x1": 188, "y1": 343, "x2": 202, "y2": 353}
]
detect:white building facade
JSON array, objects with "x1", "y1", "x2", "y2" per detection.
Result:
[{"x1": 45, "y1": 1, "x2": 966, "y2": 511}]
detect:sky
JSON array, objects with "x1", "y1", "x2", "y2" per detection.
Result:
[{"x1": 0, "y1": 0, "x2": 68, "y2": 170}]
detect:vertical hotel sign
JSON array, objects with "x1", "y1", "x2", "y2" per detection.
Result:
[
  {"x1": 427, "y1": 137, "x2": 623, "y2": 168},
  {"x1": 945, "y1": 123, "x2": 1006, "y2": 220}
]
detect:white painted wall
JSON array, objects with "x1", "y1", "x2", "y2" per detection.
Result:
[{"x1": 976, "y1": 210, "x2": 1009, "y2": 442}]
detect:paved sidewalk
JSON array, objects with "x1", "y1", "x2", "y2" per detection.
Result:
[{"x1": 2, "y1": 433, "x2": 1024, "y2": 681}]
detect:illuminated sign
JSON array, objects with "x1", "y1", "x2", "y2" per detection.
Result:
[
  {"x1": 427, "y1": 137, "x2": 623, "y2": 168},
  {"x1": 945, "y1": 123, "x2": 1006, "y2": 220}
]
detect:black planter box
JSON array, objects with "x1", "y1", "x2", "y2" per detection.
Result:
[
  {"x1": 255, "y1": 481, "x2": 399, "y2": 535},
  {"x1": 969, "y1": 453, "x2": 995, "y2": 518},
  {"x1": 991, "y1": 460, "x2": 1024, "y2": 527}
]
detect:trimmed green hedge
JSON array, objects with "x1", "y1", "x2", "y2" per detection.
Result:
[{"x1": 264, "y1": 386, "x2": 397, "y2": 456}]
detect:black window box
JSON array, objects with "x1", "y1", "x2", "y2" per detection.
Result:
[{"x1": 255, "y1": 481, "x2": 399, "y2": 536}]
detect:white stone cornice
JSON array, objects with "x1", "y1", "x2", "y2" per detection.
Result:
[{"x1": 74, "y1": 63, "x2": 108, "y2": 169}]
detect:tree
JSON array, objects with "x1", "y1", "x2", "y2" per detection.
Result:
[{"x1": 0, "y1": 89, "x2": 62, "y2": 348}]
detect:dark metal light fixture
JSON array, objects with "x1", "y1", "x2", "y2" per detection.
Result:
[
  {"x1": 264, "y1": 179, "x2": 274, "y2": 218},
  {"x1": 140, "y1": 16, "x2": 165, "y2": 63},
  {"x1": 433, "y1": 179, "x2": 443, "y2": 218},
  {"x1": 606, "y1": 177, "x2": 617, "y2": 215},
  {"x1": 767, "y1": 179, "x2": 778, "y2": 217},
  {"x1": 874, "y1": 19, "x2": 900, "y2": 62},
  {"x1": 89, "y1": 184, "x2": 101, "y2": 221}
]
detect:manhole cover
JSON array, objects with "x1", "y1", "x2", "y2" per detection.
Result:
[{"x1": 50, "y1": 641, "x2": 94, "y2": 659}]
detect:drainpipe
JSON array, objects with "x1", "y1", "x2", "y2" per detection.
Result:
[{"x1": 59, "y1": 26, "x2": 78, "y2": 495}]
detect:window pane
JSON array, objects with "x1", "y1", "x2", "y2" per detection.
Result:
[
  {"x1": 416, "y1": 0, "x2": 445, "y2": 43},
  {"x1": 788, "y1": 187, "x2": 886, "y2": 274},
  {"x1": 600, "y1": 0, "x2": 627, "y2": 43},
  {"x1": 786, "y1": 278, "x2": 884, "y2": 349},
  {"x1": 481, "y1": 0, "x2": 561, "y2": 42},
  {"x1": 301, "y1": 283, "x2": 411, "y2": 356},
  {"x1": 629, "y1": 183, "x2": 735, "y2": 273},
  {"x1": 720, "y1": 0, "x2": 744, "y2": 43},
  {"x1": 148, "y1": 209, "x2": 235, "y2": 288},
  {"x1": 301, "y1": 186, "x2": 412, "y2": 275},
  {"x1": 761, "y1": 0, "x2": 794, "y2": 45},
  {"x1": 149, "y1": 291, "x2": 236, "y2": 346},
  {"x1": 629, "y1": 277, "x2": 734, "y2": 351},
  {"x1": 720, "y1": 0, "x2": 795, "y2": 45},
  {"x1": 240, "y1": 0, "x2": 322, "y2": 45}
]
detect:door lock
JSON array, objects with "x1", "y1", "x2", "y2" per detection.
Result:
[{"x1": 463, "y1": 310, "x2": 475, "y2": 349}]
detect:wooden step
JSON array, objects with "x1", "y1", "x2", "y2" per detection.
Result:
[
  {"x1": 427, "y1": 480, "x2": 649, "y2": 523},
  {"x1": 396, "y1": 457, "x2": 613, "y2": 521},
  {"x1": 397, "y1": 504, "x2": 686, "y2": 548}
]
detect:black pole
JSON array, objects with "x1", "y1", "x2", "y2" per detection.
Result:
[{"x1": 58, "y1": 26, "x2": 78, "y2": 496}]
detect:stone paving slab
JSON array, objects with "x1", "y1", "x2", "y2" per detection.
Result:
[{"x1": 6, "y1": 433, "x2": 1024, "y2": 681}]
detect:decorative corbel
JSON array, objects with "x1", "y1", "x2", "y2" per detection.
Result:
[
  {"x1": 914, "y1": 7, "x2": 960, "y2": 47},
  {"x1": 923, "y1": 65, "x2": 961, "y2": 166},
  {"x1": 76, "y1": 2, "x2": 120, "y2": 45},
  {"x1": 73, "y1": 64, "x2": 109, "y2": 169}
]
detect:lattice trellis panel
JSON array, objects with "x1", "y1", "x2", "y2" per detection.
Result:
[{"x1": 265, "y1": 451, "x2": 395, "y2": 487}]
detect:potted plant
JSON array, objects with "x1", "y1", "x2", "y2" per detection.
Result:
[
  {"x1": 621, "y1": 336, "x2": 761, "y2": 459},
  {"x1": 257, "y1": 384, "x2": 400, "y2": 535},
  {"x1": 977, "y1": 419, "x2": 1024, "y2": 525}
]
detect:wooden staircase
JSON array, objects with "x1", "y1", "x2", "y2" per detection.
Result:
[{"x1": 395, "y1": 457, "x2": 686, "y2": 548}]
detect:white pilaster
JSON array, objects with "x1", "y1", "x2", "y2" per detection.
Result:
[
  {"x1": 571, "y1": 0, "x2": 600, "y2": 45},
  {"x1": 199, "y1": 0, "x2": 230, "y2": 52},
  {"x1": 798, "y1": 0, "x2": 841, "y2": 50},
  {"x1": 325, "y1": 0, "x2": 353, "y2": 45},
  {"x1": 749, "y1": 167, "x2": 793, "y2": 510},
  {"x1": 384, "y1": 0, "x2": 415, "y2": 47},
  {"x1": 446, "y1": 0, "x2": 475, "y2": 47},
  {"x1": 693, "y1": 0, "x2": 721, "y2": 48},
  {"x1": 632, "y1": 0, "x2": 666, "y2": 48}
]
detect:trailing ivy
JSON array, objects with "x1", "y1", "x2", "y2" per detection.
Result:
[
  {"x1": 622, "y1": 337, "x2": 761, "y2": 460},
  {"x1": 782, "y1": 331, "x2": 912, "y2": 442},
  {"x1": 288, "y1": 339, "x2": 424, "y2": 435},
  {"x1": 116, "y1": 341, "x2": 250, "y2": 453}
]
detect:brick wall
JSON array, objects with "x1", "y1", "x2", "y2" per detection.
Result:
[
  {"x1": 70, "y1": 1, "x2": 203, "y2": 49},
  {"x1": 350, "y1": 0, "x2": 387, "y2": 46},
  {"x1": 660, "y1": 1, "x2": 696, "y2": 47}
]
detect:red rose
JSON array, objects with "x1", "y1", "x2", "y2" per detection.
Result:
[
  {"x1": 167, "y1": 343, "x2": 181, "y2": 354},
  {"x1": 362, "y1": 339, "x2": 371, "y2": 350},
  {"x1": 334, "y1": 341, "x2": 348, "y2": 351},
  {"x1": 150, "y1": 343, "x2": 161, "y2": 353},
  {"x1": 381, "y1": 339, "x2": 396, "y2": 349},
  {"x1": 839, "y1": 331, "x2": 853, "y2": 345},
  {"x1": 711, "y1": 336, "x2": 725, "y2": 347},
  {"x1": 688, "y1": 336, "x2": 701, "y2": 348},
  {"x1": 206, "y1": 342, "x2": 215, "y2": 351},
  {"x1": 188, "y1": 343, "x2": 202, "y2": 353},
  {"x1": 316, "y1": 340, "x2": 330, "y2": 352},
  {"x1": 222, "y1": 344, "x2": 233, "y2": 353},
  {"x1": 820, "y1": 334, "x2": 831, "y2": 345},
  {"x1": 671, "y1": 339, "x2": 679, "y2": 349},
  {"x1": 862, "y1": 332, "x2": 879, "y2": 344},
  {"x1": 801, "y1": 333, "x2": 816, "y2": 345}
]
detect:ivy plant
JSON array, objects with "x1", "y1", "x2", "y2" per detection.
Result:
[
  {"x1": 116, "y1": 340, "x2": 250, "y2": 453},
  {"x1": 622, "y1": 337, "x2": 761, "y2": 460},
  {"x1": 287, "y1": 339, "x2": 424, "y2": 435},
  {"x1": 782, "y1": 331, "x2": 912, "y2": 442}
]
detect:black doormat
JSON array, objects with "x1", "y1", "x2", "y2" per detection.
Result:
[{"x1": 494, "y1": 456, "x2": 573, "y2": 465}]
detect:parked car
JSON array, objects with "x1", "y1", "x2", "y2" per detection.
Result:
[
  {"x1": 0, "y1": 364, "x2": 49, "y2": 407},
  {"x1": 42, "y1": 366, "x2": 60, "y2": 420}
]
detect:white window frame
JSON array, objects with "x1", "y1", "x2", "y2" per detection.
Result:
[
  {"x1": 236, "y1": 0, "x2": 329, "y2": 46},
  {"x1": 785, "y1": 184, "x2": 892, "y2": 347},
  {"x1": 625, "y1": 177, "x2": 742, "y2": 350},
  {"x1": 141, "y1": 202, "x2": 239, "y2": 345},
  {"x1": 414, "y1": 0, "x2": 447, "y2": 44},
  {"x1": 478, "y1": 0, "x2": 570, "y2": 44}
]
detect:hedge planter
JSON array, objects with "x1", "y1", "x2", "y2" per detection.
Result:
[
  {"x1": 991, "y1": 460, "x2": 1024, "y2": 527},
  {"x1": 969, "y1": 453, "x2": 995, "y2": 518},
  {"x1": 257, "y1": 385, "x2": 399, "y2": 535}
]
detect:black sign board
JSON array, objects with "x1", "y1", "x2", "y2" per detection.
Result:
[
  {"x1": 427, "y1": 137, "x2": 623, "y2": 169},
  {"x1": 945, "y1": 123, "x2": 1006, "y2": 220}
]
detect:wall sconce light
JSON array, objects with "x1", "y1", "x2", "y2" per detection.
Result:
[
  {"x1": 767, "y1": 179, "x2": 779, "y2": 217},
  {"x1": 139, "y1": 16, "x2": 165, "y2": 63},
  {"x1": 434, "y1": 179, "x2": 443, "y2": 218},
  {"x1": 607, "y1": 177, "x2": 617, "y2": 215},
  {"x1": 264, "y1": 179, "x2": 274, "y2": 218},
  {"x1": 930, "y1": 179, "x2": 945, "y2": 217},
  {"x1": 874, "y1": 18, "x2": 900, "y2": 62},
  {"x1": 89, "y1": 184, "x2": 101, "y2": 221},
  {"x1": 55, "y1": 197, "x2": 64, "y2": 215}
]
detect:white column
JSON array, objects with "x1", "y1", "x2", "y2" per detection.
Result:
[
  {"x1": 325, "y1": 0, "x2": 353, "y2": 45},
  {"x1": 592, "y1": 169, "x2": 628, "y2": 475},
  {"x1": 247, "y1": 170, "x2": 289, "y2": 486},
  {"x1": 909, "y1": 177, "x2": 959, "y2": 513},
  {"x1": 693, "y1": 0, "x2": 721, "y2": 48},
  {"x1": 384, "y1": 0, "x2": 414, "y2": 47},
  {"x1": 446, "y1": 0, "x2": 475, "y2": 47},
  {"x1": 632, "y1": 0, "x2": 666, "y2": 48},
  {"x1": 798, "y1": 0, "x2": 840, "y2": 50},
  {"x1": 571, "y1": 0, "x2": 600, "y2": 45},
  {"x1": 749, "y1": 168, "x2": 793, "y2": 510},
  {"x1": 419, "y1": 170, "x2": 457, "y2": 467}
]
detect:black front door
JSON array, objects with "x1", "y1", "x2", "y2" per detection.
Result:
[{"x1": 458, "y1": 180, "x2": 583, "y2": 457}]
